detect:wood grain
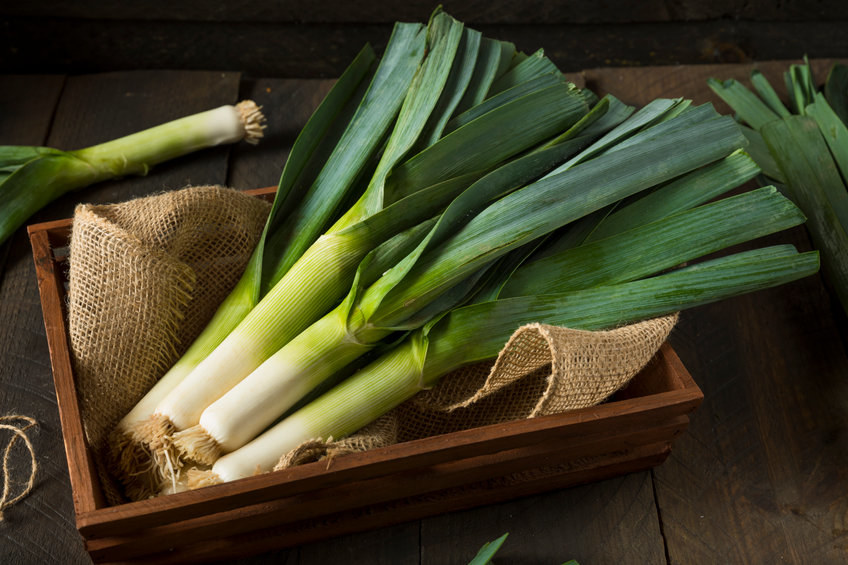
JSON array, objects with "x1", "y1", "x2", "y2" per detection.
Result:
[
  {"x1": 0, "y1": 74, "x2": 65, "y2": 277},
  {"x1": 3, "y1": 1, "x2": 847, "y2": 24},
  {"x1": 79, "y1": 418, "x2": 686, "y2": 561},
  {"x1": 28, "y1": 228, "x2": 103, "y2": 515},
  {"x1": 585, "y1": 62, "x2": 848, "y2": 564},
  {"x1": 0, "y1": 75, "x2": 65, "y2": 145},
  {"x1": 421, "y1": 470, "x2": 667, "y2": 564},
  {"x1": 582, "y1": 58, "x2": 848, "y2": 116},
  {"x1": 0, "y1": 73, "x2": 89, "y2": 565},
  {"x1": 0, "y1": 70, "x2": 241, "y2": 565},
  {"x1": 4, "y1": 19, "x2": 848, "y2": 78}
]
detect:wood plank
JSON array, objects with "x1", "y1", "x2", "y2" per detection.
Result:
[
  {"x1": 0, "y1": 74, "x2": 65, "y2": 275},
  {"x1": 81, "y1": 416, "x2": 687, "y2": 561},
  {"x1": 4, "y1": 20, "x2": 848, "y2": 78},
  {"x1": 421, "y1": 470, "x2": 667, "y2": 564},
  {"x1": 0, "y1": 1, "x2": 670, "y2": 24},
  {"x1": 0, "y1": 73, "x2": 90, "y2": 565},
  {"x1": 582, "y1": 58, "x2": 848, "y2": 116},
  {"x1": 660, "y1": 234, "x2": 848, "y2": 563},
  {"x1": 0, "y1": 75, "x2": 65, "y2": 145},
  {"x1": 2, "y1": 0, "x2": 846, "y2": 23},
  {"x1": 227, "y1": 78, "x2": 336, "y2": 191},
  {"x1": 582, "y1": 62, "x2": 848, "y2": 563},
  {"x1": 295, "y1": 522, "x2": 419, "y2": 565},
  {"x1": 0, "y1": 70, "x2": 240, "y2": 565},
  {"x1": 86, "y1": 442, "x2": 672, "y2": 564},
  {"x1": 28, "y1": 227, "x2": 104, "y2": 515}
]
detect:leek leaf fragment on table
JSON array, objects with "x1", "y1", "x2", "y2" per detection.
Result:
[{"x1": 709, "y1": 57, "x2": 848, "y2": 314}]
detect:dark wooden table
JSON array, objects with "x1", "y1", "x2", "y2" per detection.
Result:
[{"x1": 2, "y1": 61, "x2": 848, "y2": 564}]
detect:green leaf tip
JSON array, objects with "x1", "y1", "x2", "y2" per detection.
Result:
[{"x1": 468, "y1": 532, "x2": 509, "y2": 565}]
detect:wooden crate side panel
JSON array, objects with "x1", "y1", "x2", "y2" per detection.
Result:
[
  {"x1": 28, "y1": 227, "x2": 105, "y2": 514},
  {"x1": 77, "y1": 373, "x2": 699, "y2": 538},
  {"x1": 87, "y1": 434, "x2": 679, "y2": 563},
  {"x1": 92, "y1": 442, "x2": 673, "y2": 564},
  {"x1": 83, "y1": 416, "x2": 689, "y2": 561}
]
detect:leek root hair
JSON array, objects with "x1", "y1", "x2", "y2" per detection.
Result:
[
  {"x1": 235, "y1": 100, "x2": 267, "y2": 144},
  {"x1": 171, "y1": 426, "x2": 224, "y2": 466},
  {"x1": 186, "y1": 469, "x2": 223, "y2": 490}
]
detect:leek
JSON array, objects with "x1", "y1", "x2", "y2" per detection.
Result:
[{"x1": 0, "y1": 101, "x2": 265, "y2": 246}]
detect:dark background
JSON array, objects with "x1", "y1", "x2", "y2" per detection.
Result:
[{"x1": 2, "y1": 1, "x2": 848, "y2": 77}]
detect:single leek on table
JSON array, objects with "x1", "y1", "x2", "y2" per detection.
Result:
[{"x1": 0, "y1": 101, "x2": 266, "y2": 247}]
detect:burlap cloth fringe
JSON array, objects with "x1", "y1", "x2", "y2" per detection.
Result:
[
  {"x1": 276, "y1": 314, "x2": 678, "y2": 469},
  {"x1": 67, "y1": 186, "x2": 270, "y2": 504}
]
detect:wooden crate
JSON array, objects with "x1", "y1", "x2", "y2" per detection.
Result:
[{"x1": 27, "y1": 190, "x2": 703, "y2": 564}]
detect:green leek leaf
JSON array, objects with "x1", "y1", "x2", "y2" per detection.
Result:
[
  {"x1": 806, "y1": 93, "x2": 848, "y2": 183},
  {"x1": 762, "y1": 116, "x2": 848, "y2": 311},
  {"x1": 487, "y1": 49, "x2": 559, "y2": 96},
  {"x1": 501, "y1": 186, "x2": 805, "y2": 297},
  {"x1": 708, "y1": 77, "x2": 780, "y2": 129},
  {"x1": 824, "y1": 63, "x2": 848, "y2": 125},
  {"x1": 750, "y1": 70, "x2": 792, "y2": 118}
]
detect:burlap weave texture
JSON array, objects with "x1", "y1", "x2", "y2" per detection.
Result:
[{"x1": 67, "y1": 186, "x2": 270, "y2": 503}]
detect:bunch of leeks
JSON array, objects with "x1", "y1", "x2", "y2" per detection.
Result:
[
  {"x1": 112, "y1": 10, "x2": 819, "y2": 495},
  {"x1": 200, "y1": 185, "x2": 817, "y2": 487},
  {"x1": 173, "y1": 101, "x2": 728, "y2": 463},
  {"x1": 114, "y1": 9, "x2": 605, "y2": 496},
  {"x1": 708, "y1": 58, "x2": 848, "y2": 314}
]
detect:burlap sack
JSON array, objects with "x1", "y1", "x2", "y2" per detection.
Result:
[
  {"x1": 276, "y1": 314, "x2": 678, "y2": 469},
  {"x1": 67, "y1": 186, "x2": 270, "y2": 503}
]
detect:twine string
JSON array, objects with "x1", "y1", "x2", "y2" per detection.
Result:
[{"x1": 0, "y1": 415, "x2": 38, "y2": 522}]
